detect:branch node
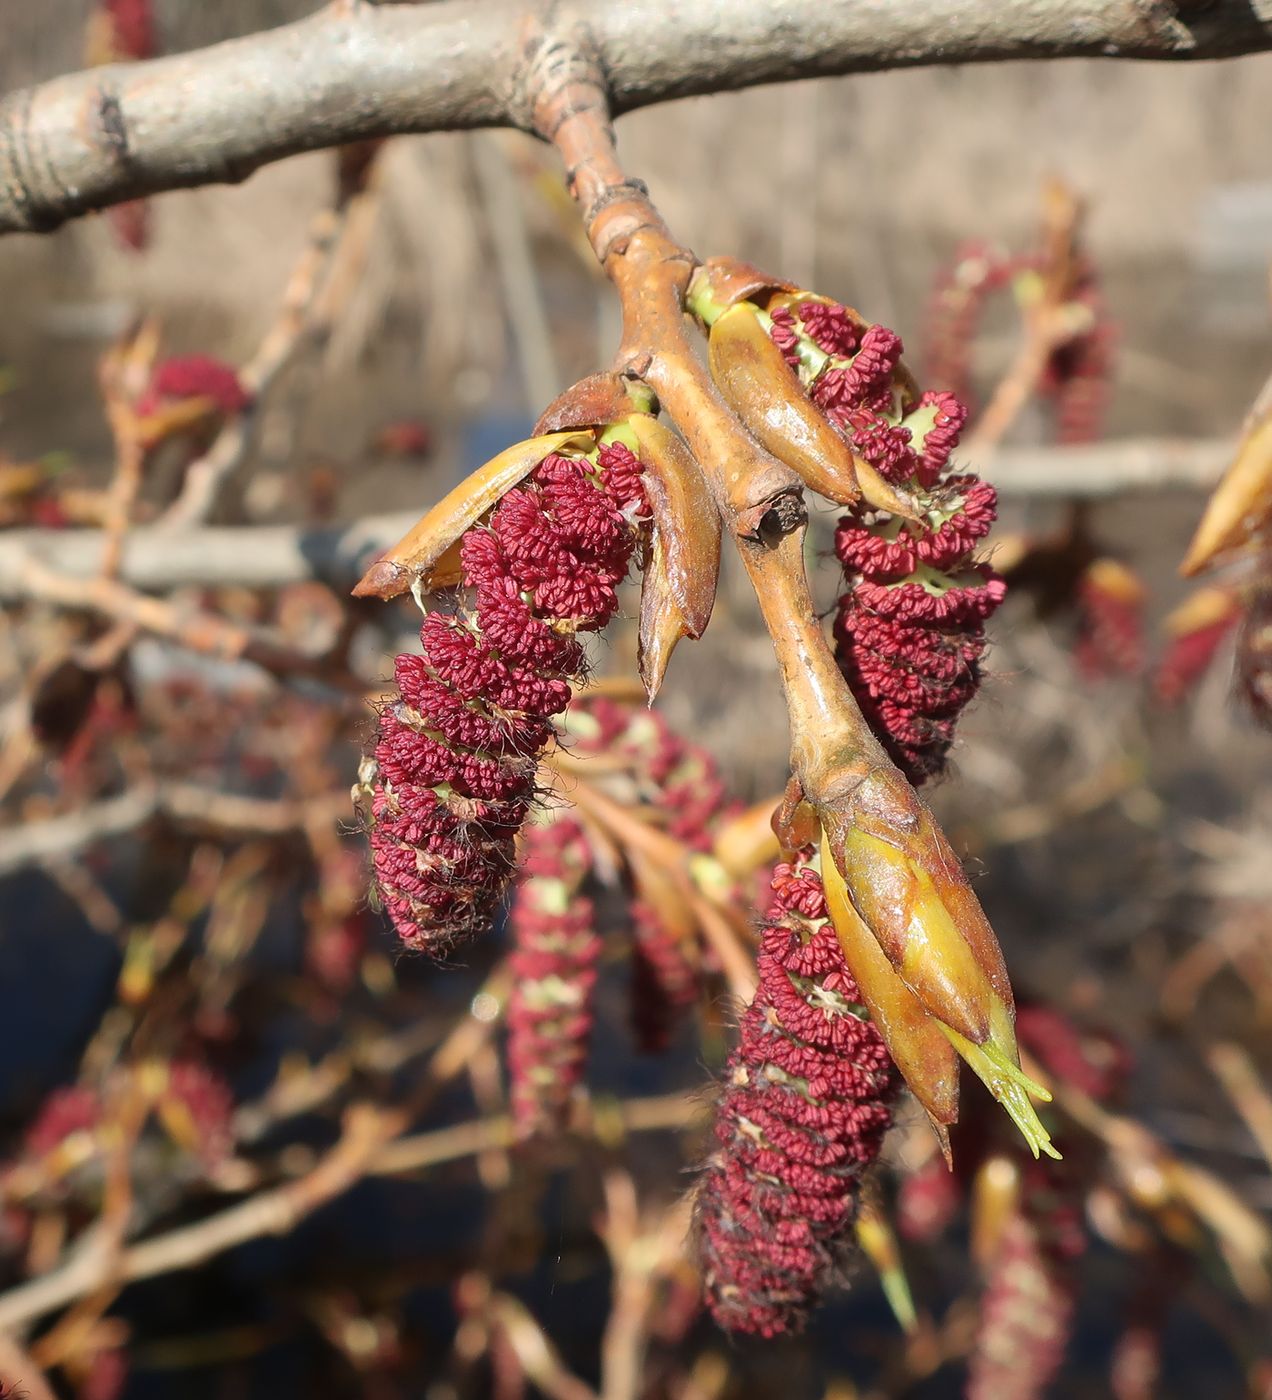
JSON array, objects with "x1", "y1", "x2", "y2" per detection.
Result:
[{"x1": 737, "y1": 489, "x2": 807, "y2": 546}]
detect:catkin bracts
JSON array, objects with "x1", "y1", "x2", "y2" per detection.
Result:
[
  {"x1": 365, "y1": 441, "x2": 646, "y2": 953},
  {"x1": 694, "y1": 858, "x2": 900, "y2": 1336}
]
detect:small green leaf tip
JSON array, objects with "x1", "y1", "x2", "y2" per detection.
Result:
[{"x1": 939, "y1": 1024, "x2": 1061, "y2": 1161}]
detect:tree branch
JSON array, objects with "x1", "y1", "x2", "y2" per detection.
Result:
[
  {"x1": 0, "y1": 440, "x2": 1228, "y2": 599},
  {"x1": 0, "y1": 1092, "x2": 698, "y2": 1334},
  {"x1": 0, "y1": 785, "x2": 348, "y2": 877},
  {"x1": 2, "y1": 0, "x2": 1271, "y2": 236},
  {"x1": 0, "y1": 512, "x2": 417, "y2": 599}
]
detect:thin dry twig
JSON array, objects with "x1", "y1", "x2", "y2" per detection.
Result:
[
  {"x1": 159, "y1": 208, "x2": 351, "y2": 529},
  {"x1": 485, "y1": 1292, "x2": 598, "y2": 1400},
  {"x1": 0, "y1": 785, "x2": 348, "y2": 877},
  {"x1": 1208, "y1": 1043, "x2": 1272, "y2": 1175},
  {"x1": 0, "y1": 1089, "x2": 698, "y2": 1335},
  {"x1": 12, "y1": 558, "x2": 340, "y2": 679}
]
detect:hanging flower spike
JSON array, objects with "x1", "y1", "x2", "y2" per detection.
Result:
[
  {"x1": 779, "y1": 296, "x2": 1001, "y2": 783},
  {"x1": 153, "y1": 1060, "x2": 235, "y2": 1168},
  {"x1": 1153, "y1": 585, "x2": 1242, "y2": 707},
  {"x1": 136, "y1": 355, "x2": 251, "y2": 422},
  {"x1": 505, "y1": 814, "x2": 600, "y2": 1138},
  {"x1": 564, "y1": 698, "x2": 737, "y2": 1052},
  {"x1": 628, "y1": 899, "x2": 701, "y2": 1054},
  {"x1": 693, "y1": 856, "x2": 901, "y2": 1337},
  {"x1": 922, "y1": 241, "x2": 1015, "y2": 413},
  {"x1": 691, "y1": 261, "x2": 1049, "y2": 1160},
  {"x1": 966, "y1": 1006, "x2": 1130, "y2": 1400},
  {"x1": 100, "y1": 0, "x2": 157, "y2": 60},
  {"x1": 360, "y1": 431, "x2": 647, "y2": 953},
  {"x1": 688, "y1": 267, "x2": 1003, "y2": 785},
  {"x1": 24, "y1": 1085, "x2": 101, "y2": 1164},
  {"x1": 1073, "y1": 557, "x2": 1147, "y2": 680},
  {"x1": 1045, "y1": 279, "x2": 1115, "y2": 448}
]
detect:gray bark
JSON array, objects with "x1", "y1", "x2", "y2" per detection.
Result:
[
  {"x1": 0, "y1": 439, "x2": 1229, "y2": 598},
  {"x1": 1, "y1": 0, "x2": 1271, "y2": 235}
]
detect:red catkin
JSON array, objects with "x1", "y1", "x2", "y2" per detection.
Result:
[
  {"x1": 161, "y1": 1061, "x2": 234, "y2": 1166},
  {"x1": 766, "y1": 298, "x2": 1003, "y2": 782},
  {"x1": 922, "y1": 242, "x2": 1014, "y2": 412},
  {"x1": 366, "y1": 443, "x2": 646, "y2": 952},
  {"x1": 923, "y1": 242, "x2": 1114, "y2": 446},
  {"x1": 966, "y1": 1212, "x2": 1082, "y2": 1400},
  {"x1": 694, "y1": 859, "x2": 900, "y2": 1337},
  {"x1": 629, "y1": 901, "x2": 701, "y2": 1054},
  {"x1": 505, "y1": 816, "x2": 601, "y2": 1138},
  {"x1": 966, "y1": 1007, "x2": 1130, "y2": 1400},
  {"x1": 24, "y1": 1086, "x2": 100, "y2": 1159},
  {"x1": 1073, "y1": 559, "x2": 1147, "y2": 680},
  {"x1": 137, "y1": 355, "x2": 251, "y2": 423}
]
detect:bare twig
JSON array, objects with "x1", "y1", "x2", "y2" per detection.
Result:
[
  {"x1": 1208, "y1": 1042, "x2": 1272, "y2": 1174},
  {"x1": 0, "y1": 1331, "x2": 59, "y2": 1400},
  {"x1": 0, "y1": 512, "x2": 416, "y2": 600},
  {"x1": 485, "y1": 1293, "x2": 598, "y2": 1400},
  {"x1": 0, "y1": 1092, "x2": 698, "y2": 1335},
  {"x1": 159, "y1": 206, "x2": 354, "y2": 528},
  {"x1": 0, "y1": 438, "x2": 1230, "y2": 599},
  {"x1": 597, "y1": 1180, "x2": 695, "y2": 1400},
  {"x1": 2, "y1": 0, "x2": 1271, "y2": 237},
  {"x1": 0, "y1": 785, "x2": 348, "y2": 877},
  {"x1": 11, "y1": 558, "x2": 340, "y2": 678},
  {"x1": 472, "y1": 133, "x2": 561, "y2": 411}
]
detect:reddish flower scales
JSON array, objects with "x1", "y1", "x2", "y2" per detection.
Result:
[
  {"x1": 506, "y1": 816, "x2": 601, "y2": 1137},
  {"x1": 924, "y1": 240, "x2": 1114, "y2": 446},
  {"x1": 765, "y1": 298, "x2": 1003, "y2": 781},
  {"x1": 161, "y1": 1061, "x2": 234, "y2": 1166},
  {"x1": 629, "y1": 900, "x2": 700, "y2": 1054},
  {"x1": 366, "y1": 443, "x2": 646, "y2": 952},
  {"x1": 694, "y1": 859, "x2": 900, "y2": 1336}
]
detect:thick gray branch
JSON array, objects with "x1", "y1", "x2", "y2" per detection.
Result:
[
  {"x1": 0, "y1": 439, "x2": 1230, "y2": 597},
  {"x1": 2, "y1": 0, "x2": 1271, "y2": 235}
]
